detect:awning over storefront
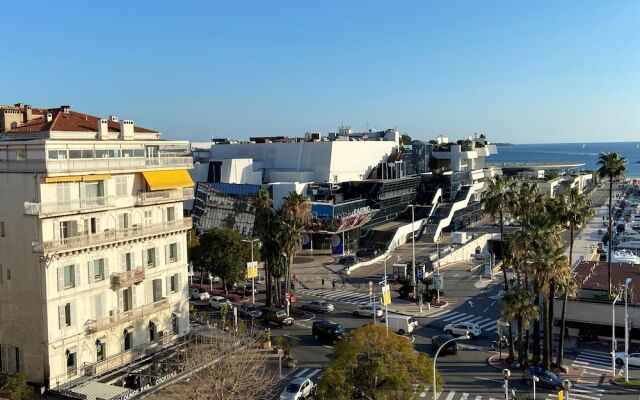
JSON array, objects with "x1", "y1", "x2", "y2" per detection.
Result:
[
  {"x1": 142, "y1": 170, "x2": 194, "y2": 191},
  {"x1": 44, "y1": 174, "x2": 112, "y2": 183}
]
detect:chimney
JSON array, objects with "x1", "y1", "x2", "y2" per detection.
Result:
[
  {"x1": 23, "y1": 105, "x2": 32, "y2": 123},
  {"x1": 109, "y1": 115, "x2": 118, "y2": 122},
  {"x1": 45, "y1": 113, "x2": 53, "y2": 122},
  {"x1": 97, "y1": 119, "x2": 109, "y2": 140},
  {"x1": 119, "y1": 120, "x2": 134, "y2": 140},
  {"x1": 61, "y1": 105, "x2": 70, "y2": 114}
]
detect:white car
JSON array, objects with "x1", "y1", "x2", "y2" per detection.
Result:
[
  {"x1": 302, "y1": 300, "x2": 334, "y2": 313},
  {"x1": 353, "y1": 304, "x2": 383, "y2": 318},
  {"x1": 189, "y1": 288, "x2": 210, "y2": 301},
  {"x1": 443, "y1": 322, "x2": 482, "y2": 338},
  {"x1": 280, "y1": 377, "x2": 315, "y2": 400},
  {"x1": 209, "y1": 296, "x2": 232, "y2": 310},
  {"x1": 615, "y1": 352, "x2": 640, "y2": 367}
]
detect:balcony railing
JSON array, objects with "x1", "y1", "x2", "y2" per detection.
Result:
[
  {"x1": 111, "y1": 267, "x2": 145, "y2": 289},
  {"x1": 46, "y1": 156, "x2": 193, "y2": 174},
  {"x1": 136, "y1": 187, "x2": 194, "y2": 206},
  {"x1": 34, "y1": 217, "x2": 192, "y2": 253},
  {"x1": 85, "y1": 298, "x2": 170, "y2": 334},
  {"x1": 24, "y1": 196, "x2": 116, "y2": 216}
]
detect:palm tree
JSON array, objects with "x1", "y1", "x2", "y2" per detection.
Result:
[
  {"x1": 279, "y1": 192, "x2": 312, "y2": 299},
  {"x1": 597, "y1": 152, "x2": 626, "y2": 295},
  {"x1": 254, "y1": 189, "x2": 280, "y2": 306},
  {"x1": 501, "y1": 287, "x2": 540, "y2": 367},
  {"x1": 556, "y1": 188, "x2": 593, "y2": 368}
]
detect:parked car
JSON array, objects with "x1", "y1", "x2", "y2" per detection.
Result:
[
  {"x1": 279, "y1": 377, "x2": 316, "y2": 400},
  {"x1": 262, "y1": 307, "x2": 294, "y2": 327},
  {"x1": 233, "y1": 284, "x2": 258, "y2": 296},
  {"x1": 338, "y1": 255, "x2": 357, "y2": 266},
  {"x1": 381, "y1": 314, "x2": 418, "y2": 335},
  {"x1": 431, "y1": 334, "x2": 458, "y2": 355},
  {"x1": 353, "y1": 304, "x2": 383, "y2": 318},
  {"x1": 615, "y1": 352, "x2": 640, "y2": 367},
  {"x1": 209, "y1": 296, "x2": 232, "y2": 310},
  {"x1": 443, "y1": 322, "x2": 481, "y2": 338},
  {"x1": 355, "y1": 248, "x2": 377, "y2": 258},
  {"x1": 238, "y1": 304, "x2": 262, "y2": 319},
  {"x1": 312, "y1": 320, "x2": 346, "y2": 344},
  {"x1": 302, "y1": 300, "x2": 334, "y2": 313},
  {"x1": 189, "y1": 288, "x2": 210, "y2": 301},
  {"x1": 521, "y1": 367, "x2": 564, "y2": 390}
]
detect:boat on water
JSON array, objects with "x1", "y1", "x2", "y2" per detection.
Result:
[{"x1": 608, "y1": 249, "x2": 640, "y2": 264}]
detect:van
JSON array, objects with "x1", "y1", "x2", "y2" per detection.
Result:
[{"x1": 381, "y1": 314, "x2": 418, "y2": 335}]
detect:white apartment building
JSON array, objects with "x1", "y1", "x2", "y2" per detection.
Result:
[{"x1": 0, "y1": 104, "x2": 193, "y2": 389}]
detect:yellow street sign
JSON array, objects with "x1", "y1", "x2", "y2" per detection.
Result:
[
  {"x1": 557, "y1": 390, "x2": 563, "y2": 400},
  {"x1": 246, "y1": 261, "x2": 258, "y2": 279},
  {"x1": 381, "y1": 284, "x2": 391, "y2": 306}
]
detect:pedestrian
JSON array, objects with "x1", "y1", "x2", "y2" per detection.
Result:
[
  {"x1": 342, "y1": 277, "x2": 346, "y2": 287},
  {"x1": 332, "y1": 279, "x2": 336, "y2": 290},
  {"x1": 321, "y1": 278, "x2": 325, "y2": 288}
]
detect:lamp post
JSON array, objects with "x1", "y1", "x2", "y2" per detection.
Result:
[
  {"x1": 382, "y1": 256, "x2": 391, "y2": 335},
  {"x1": 410, "y1": 204, "x2": 417, "y2": 300},
  {"x1": 433, "y1": 334, "x2": 470, "y2": 400},
  {"x1": 623, "y1": 277, "x2": 632, "y2": 382},
  {"x1": 532, "y1": 375, "x2": 539, "y2": 399},
  {"x1": 503, "y1": 369, "x2": 511, "y2": 400},
  {"x1": 242, "y1": 238, "x2": 260, "y2": 305},
  {"x1": 612, "y1": 290, "x2": 622, "y2": 375}
]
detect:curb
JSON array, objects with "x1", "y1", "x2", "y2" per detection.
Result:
[{"x1": 610, "y1": 378, "x2": 640, "y2": 389}]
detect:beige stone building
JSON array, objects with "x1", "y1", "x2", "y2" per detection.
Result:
[{"x1": 0, "y1": 104, "x2": 193, "y2": 389}]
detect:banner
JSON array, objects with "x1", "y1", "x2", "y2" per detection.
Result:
[
  {"x1": 331, "y1": 234, "x2": 343, "y2": 255},
  {"x1": 302, "y1": 233, "x2": 312, "y2": 249},
  {"x1": 246, "y1": 261, "x2": 258, "y2": 279},
  {"x1": 381, "y1": 284, "x2": 391, "y2": 306}
]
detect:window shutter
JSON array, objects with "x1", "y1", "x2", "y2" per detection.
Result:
[
  {"x1": 142, "y1": 249, "x2": 147, "y2": 268},
  {"x1": 166, "y1": 276, "x2": 171, "y2": 294},
  {"x1": 155, "y1": 247, "x2": 161, "y2": 267},
  {"x1": 58, "y1": 305, "x2": 66, "y2": 328},
  {"x1": 117, "y1": 289, "x2": 124, "y2": 311},
  {"x1": 74, "y1": 264, "x2": 81, "y2": 288},
  {"x1": 95, "y1": 217, "x2": 101, "y2": 234},
  {"x1": 164, "y1": 245, "x2": 169, "y2": 266},
  {"x1": 103, "y1": 258, "x2": 109, "y2": 280},
  {"x1": 131, "y1": 285, "x2": 138, "y2": 308},
  {"x1": 146, "y1": 281, "x2": 152, "y2": 304},
  {"x1": 95, "y1": 293, "x2": 105, "y2": 319},
  {"x1": 176, "y1": 244, "x2": 182, "y2": 263},
  {"x1": 70, "y1": 300, "x2": 77, "y2": 327},
  {"x1": 87, "y1": 262, "x2": 93, "y2": 284},
  {"x1": 57, "y1": 268, "x2": 64, "y2": 292},
  {"x1": 120, "y1": 252, "x2": 126, "y2": 272},
  {"x1": 176, "y1": 273, "x2": 181, "y2": 294}
]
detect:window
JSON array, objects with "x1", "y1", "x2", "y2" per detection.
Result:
[
  {"x1": 121, "y1": 287, "x2": 132, "y2": 312},
  {"x1": 122, "y1": 149, "x2": 135, "y2": 158},
  {"x1": 84, "y1": 217, "x2": 100, "y2": 235},
  {"x1": 48, "y1": 150, "x2": 68, "y2": 160},
  {"x1": 124, "y1": 329, "x2": 132, "y2": 351},
  {"x1": 118, "y1": 213, "x2": 131, "y2": 230},
  {"x1": 168, "y1": 243, "x2": 178, "y2": 263},
  {"x1": 152, "y1": 279, "x2": 163, "y2": 302},
  {"x1": 69, "y1": 150, "x2": 82, "y2": 159},
  {"x1": 124, "y1": 252, "x2": 133, "y2": 272},
  {"x1": 56, "y1": 183, "x2": 72, "y2": 204},
  {"x1": 170, "y1": 274, "x2": 177, "y2": 293},
  {"x1": 82, "y1": 150, "x2": 94, "y2": 159},
  {"x1": 16, "y1": 150, "x2": 26, "y2": 160},
  {"x1": 0, "y1": 221, "x2": 4, "y2": 237},
  {"x1": 145, "y1": 248, "x2": 156, "y2": 268},
  {"x1": 134, "y1": 149, "x2": 145, "y2": 158},
  {"x1": 63, "y1": 265, "x2": 75, "y2": 288},
  {"x1": 82, "y1": 181, "x2": 104, "y2": 200},
  {"x1": 166, "y1": 207, "x2": 175, "y2": 222},
  {"x1": 149, "y1": 321, "x2": 157, "y2": 341},
  {"x1": 171, "y1": 313, "x2": 179, "y2": 335},
  {"x1": 96, "y1": 340, "x2": 105, "y2": 362},
  {"x1": 59, "y1": 220, "x2": 78, "y2": 239},
  {"x1": 65, "y1": 349, "x2": 77, "y2": 375},
  {"x1": 115, "y1": 176, "x2": 127, "y2": 197},
  {"x1": 144, "y1": 211, "x2": 152, "y2": 226},
  {"x1": 95, "y1": 150, "x2": 109, "y2": 158},
  {"x1": 64, "y1": 303, "x2": 71, "y2": 326},
  {"x1": 91, "y1": 259, "x2": 105, "y2": 281}
]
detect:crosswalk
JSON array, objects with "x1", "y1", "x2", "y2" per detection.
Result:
[
  {"x1": 295, "y1": 288, "x2": 374, "y2": 305},
  {"x1": 571, "y1": 349, "x2": 614, "y2": 375},
  {"x1": 291, "y1": 367, "x2": 322, "y2": 380},
  {"x1": 544, "y1": 382, "x2": 605, "y2": 400},
  {"x1": 417, "y1": 389, "x2": 504, "y2": 399},
  {"x1": 427, "y1": 309, "x2": 498, "y2": 332}
]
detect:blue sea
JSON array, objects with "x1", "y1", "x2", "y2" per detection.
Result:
[{"x1": 489, "y1": 142, "x2": 640, "y2": 178}]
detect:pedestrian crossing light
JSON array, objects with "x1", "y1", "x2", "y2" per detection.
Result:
[{"x1": 381, "y1": 284, "x2": 391, "y2": 306}]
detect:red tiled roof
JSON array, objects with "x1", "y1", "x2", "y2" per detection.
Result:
[{"x1": 6, "y1": 107, "x2": 158, "y2": 134}]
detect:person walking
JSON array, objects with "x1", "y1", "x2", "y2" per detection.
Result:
[
  {"x1": 321, "y1": 278, "x2": 325, "y2": 289},
  {"x1": 342, "y1": 277, "x2": 346, "y2": 287},
  {"x1": 332, "y1": 279, "x2": 336, "y2": 290}
]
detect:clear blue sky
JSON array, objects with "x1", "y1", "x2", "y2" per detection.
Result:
[{"x1": 3, "y1": 1, "x2": 639, "y2": 144}]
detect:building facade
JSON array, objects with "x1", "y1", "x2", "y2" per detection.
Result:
[{"x1": 0, "y1": 104, "x2": 193, "y2": 389}]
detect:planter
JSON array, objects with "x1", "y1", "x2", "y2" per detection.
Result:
[
  {"x1": 262, "y1": 341, "x2": 271, "y2": 350},
  {"x1": 283, "y1": 356, "x2": 296, "y2": 368}
]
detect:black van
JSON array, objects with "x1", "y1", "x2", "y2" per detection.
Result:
[
  {"x1": 312, "y1": 320, "x2": 346, "y2": 344},
  {"x1": 431, "y1": 334, "x2": 458, "y2": 355}
]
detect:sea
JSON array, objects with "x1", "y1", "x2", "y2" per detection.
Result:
[{"x1": 489, "y1": 142, "x2": 640, "y2": 178}]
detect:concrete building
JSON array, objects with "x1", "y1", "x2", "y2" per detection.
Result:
[{"x1": 0, "y1": 104, "x2": 193, "y2": 390}]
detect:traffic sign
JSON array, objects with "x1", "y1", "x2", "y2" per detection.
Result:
[
  {"x1": 381, "y1": 284, "x2": 391, "y2": 306},
  {"x1": 433, "y1": 273, "x2": 444, "y2": 289},
  {"x1": 246, "y1": 261, "x2": 258, "y2": 279},
  {"x1": 285, "y1": 293, "x2": 290, "y2": 300},
  {"x1": 290, "y1": 295, "x2": 297, "y2": 303}
]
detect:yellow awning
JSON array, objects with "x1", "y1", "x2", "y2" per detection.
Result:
[
  {"x1": 142, "y1": 170, "x2": 194, "y2": 191},
  {"x1": 44, "y1": 175, "x2": 111, "y2": 183}
]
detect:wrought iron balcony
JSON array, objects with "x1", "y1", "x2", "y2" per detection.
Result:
[
  {"x1": 85, "y1": 298, "x2": 170, "y2": 334},
  {"x1": 24, "y1": 196, "x2": 116, "y2": 217}
]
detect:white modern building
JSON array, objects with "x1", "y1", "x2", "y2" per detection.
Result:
[{"x1": 0, "y1": 104, "x2": 193, "y2": 389}]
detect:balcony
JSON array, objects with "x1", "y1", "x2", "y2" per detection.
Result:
[
  {"x1": 34, "y1": 217, "x2": 192, "y2": 253},
  {"x1": 85, "y1": 298, "x2": 170, "y2": 334},
  {"x1": 24, "y1": 196, "x2": 116, "y2": 217},
  {"x1": 136, "y1": 187, "x2": 194, "y2": 206},
  {"x1": 111, "y1": 267, "x2": 145, "y2": 289},
  {"x1": 46, "y1": 155, "x2": 193, "y2": 174}
]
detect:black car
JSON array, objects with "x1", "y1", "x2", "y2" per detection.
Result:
[
  {"x1": 521, "y1": 367, "x2": 564, "y2": 390},
  {"x1": 431, "y1": 334, "x2": 458, "y2": 355},
  {"x1": 312, "y1": 320, "x2": 346, "y2": 344},
  {"x1": 355, "y1": 248, "x2": 377, "y2": 259},
  {"x1": 338, "y1": 256, "x2": 357, "y2": 266}
]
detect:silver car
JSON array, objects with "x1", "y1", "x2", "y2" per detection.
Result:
[
  {"x1": 302, "y1": 300, "x2": 334, "y2": 313},
  {"x1": 353, "y1": 304, "x2": 383, "y2": 318}
]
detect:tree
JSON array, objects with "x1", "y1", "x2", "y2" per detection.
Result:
[
  {"x1": 317, "y1": 324, "x2": 442, "y2": 400},
  {"x1": 192, "y1": 227, "x2": 251, "y2": 293},
  {"x1": 254, "y1": 189, "x2": 278, "y2": 306},
  {"x1": 0, "y1": 373, "x2": 34, "y2": 400},
  {"x1": 556, "y1": 188, "x2": 592, "y2": 368},
  {"x1": 278, "y1": 192, "x2": 311, "y2": 301},
  {"x1": 501, "y1": 287, "x2": 540, "y2": 367},
  {"x1": 597, "y1": 152, "x2": 626, "y2": 295},
  {"x1": 400, "y1": 134, "x2": 412, "y2": 146}
]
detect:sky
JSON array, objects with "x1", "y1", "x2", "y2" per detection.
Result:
[{"x1": 2, "y1": 1, "x2": 639, "y2": 144}]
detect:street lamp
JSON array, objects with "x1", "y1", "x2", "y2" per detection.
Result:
[
  {"x1": 433, "y1": 334, "x2": 470, "y2": 400},
  {"x1": 242, "y1": 238, "x2": 260, "y2": 305},
  {"x1": 503, "y1": 369, "x2": 511, "y2": 400},
  {"x1": 532, "y1": 375, "x2": 539, "y2": 400},
  {"x1": 409, "y1": 204, "x2": 417, "y2": 300},
  {"x1": 612, "y1": 290, "x2": 622, "y2": 375},
  {"x1": 623, "y1": 277, "x2": 632, "y2": 382}
]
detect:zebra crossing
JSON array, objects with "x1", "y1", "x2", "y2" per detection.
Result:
[
  {"x1": 571, "y1": 349, "x2": 615, "y2": 375},
  {"x1": 295, "y1": 288, "x2": 374, "y2": 305},
  {"x1": 291, "y1": 367, "x2": 322, "y2": 380},
  {"x1": 427, "y1": 309, "x2": 498, "y2": 332},
  {"x1": 544, "y1": 382, "x2": 605, "y2": 400},
  {"x1": 416, "y1": 389, "x2": 503, "y2": 399}
]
